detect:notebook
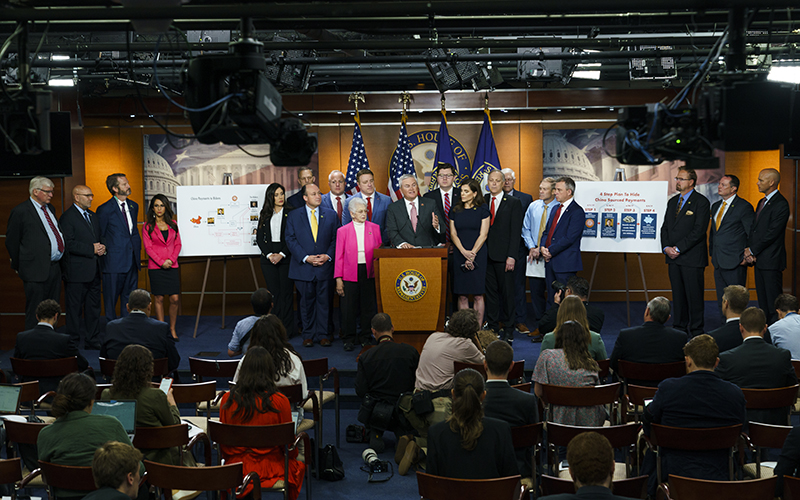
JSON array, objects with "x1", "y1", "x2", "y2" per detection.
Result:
[{"x1": 93, "y1": 400, "x2": 137, "y2": 440}]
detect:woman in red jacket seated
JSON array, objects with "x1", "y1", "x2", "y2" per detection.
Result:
[
  {"x1": 220, "y1": 346, "x2": 305, "y2": 500},
  {"x1": 142, "y1": 193, "x2": 182, "y2": 340}
]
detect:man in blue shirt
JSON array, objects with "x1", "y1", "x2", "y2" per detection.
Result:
[
  {"x1": 227, "y1": 288, "x2": 273, "y2": 356},
  {"x1": 770, "y1": 294, "x2": 800, "y2": 359}
]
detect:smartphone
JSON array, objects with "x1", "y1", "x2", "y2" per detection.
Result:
[{"x1": 159, "y1": 378, "x2": 173, "y2": 395}]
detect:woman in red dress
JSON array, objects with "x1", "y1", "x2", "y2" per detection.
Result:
[{"x1": 220, "y1": 346, "x2": 305, "y2": 500}]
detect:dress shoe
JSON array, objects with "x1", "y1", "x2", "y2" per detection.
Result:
[
  {"x1": 515, "y1": 322, "x2": 530, "y2": 334},
  {"x1": 398, "y1": 440, "x2": 421, "y2": 476},
  {"x1": 343, "y1": 342, "x2": 354, "y2": 352},
  {"x1": 303, "y1": 339, "x2": 314, "y2": 348},
  {"x1": 320, "y1": 338, "x2": 332, "y2": 347},
  {"x1": 396, "y1": 435, "x2": 412, "y2": 464},
  {"x1": 505, "y1": 331, "x2": 514, "y2": 344}
]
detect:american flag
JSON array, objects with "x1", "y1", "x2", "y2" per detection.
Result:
[
  {"x1": 344, "y1": 114, "x2": 369, "y2": 196},
  {"x1": 387, "y1": 115, "x2": 416, "y2": 201}
]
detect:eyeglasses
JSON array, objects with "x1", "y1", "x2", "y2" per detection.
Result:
[
  {"x1": 38, "y1": 189, "x2": 54, "y2": 194},
  {"x1": 674, "y1": 177, "x2": 691, "y2": 181}
]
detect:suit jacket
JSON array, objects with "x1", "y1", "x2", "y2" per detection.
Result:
[
  {"x1": 484, "y1": 380, "x2": 540, "y2": 475},
  {"x1": 484, "y1": 194, "x2": 523, "y2": 262},
  {"x1": 540, "y1": 485, "x2": 637, "y2": 500},
  {"x1": 774, "y1": 425, "x2": 800, "y2": 497},
  {"x1": 334, "y1": 221, "x2": 382, "y2": 282},
  {"x1": 708, "y1": 319, "x2": 744, "y2": 353},
  {"x1": 60, "y1": 205, "x2": 103, "y2": 283},
  {"x1": 285, "y1": 205, "x2": 339, "y2": 282},
  {"x1": 385, "y1": 197, "x2": 445, "y2": 248},
  {"x1": 508, "y1": 189, "x2": 533, "y2": 213},
  {"x1": 97, "y1": 197, "x2": 141, "y2": 274},
  {"x1": 6, "y1": 199, "x2": 61, "y2": 282},
  {"x1": 256, "y1": 209, "x2": 291, "y2": 261},
  {"x1": 286, "y1": 188, "x2": 305, "y2": 211},
  {"x1": 15, "y1": 324, "x2": 89, "y2": 394},
  {"x1": 716, "y1": 337, "x2": 798, "y2": 425},
  {"x1": 749, "y1": 191, "x2": 790, "y2": 271},
  {"x1": 143, "y1": 223, "x2": 181, "y2": 270},
  {"x1": 708, "y1": 195, "x2": 754, "y2": 270},
  {"x1": 426, "y1": 416, "x2": 519, "y2": 479},
  {"x1": 101, "y1": 312, "x2": 180, "y2": 372},
  {"x1": 321, "y1": 192, "x2": 348, "y2": 222},
  {"x1": 609, "y1": 321, "x2": 688, "y2": 385},
  {"x1": 423, "y1": 187, "x2": 461, "y2": 221},
  {"x1": 342, "y1": 191, "x2": 392, "y2": 241},
  {"x1": 660, "y1": 190, "x2": 710, "y2": 267},
  {"x1": 544, "y1": 199, "x2": 585, "y2": 273}
]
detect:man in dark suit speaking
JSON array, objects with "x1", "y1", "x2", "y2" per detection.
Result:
[
  {"x1": 6, "y1": 176, "x2": 65, "y2": 330},
  {"x1": 101, "y1": 289, "x2": 180, "y2": 373},
  {"x1": 385, "y1": 174, "x2": 445, "y2": 248},
  {"x1": 540, "y1": 176, "x2": 585, "y2": 307},
  {"x1": 660, "y1": 167, "x2": 710, "y2": 337},
  {"x1": 708, "y1": 174, "x2": 754, "y2": 316},
  {"x1": 60, "y1": 185, "x2": 106, "y2": 349}
]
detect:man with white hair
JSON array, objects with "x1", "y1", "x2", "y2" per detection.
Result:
[
  {"x1": 321, "y1": 169, "x2": 349, "y2": 223},
  {"x1": 385, "y1": 174, "x2": 445, "y2": 248},
  {"x1": 6, "y1": 176, "x2": 65, "y2": 329},
  {"x1": 501, "y1": 168, "x2": 534, "y2": 334}
]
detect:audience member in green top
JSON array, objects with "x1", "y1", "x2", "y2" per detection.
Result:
[{"x1": 539, "y1": 295, "x2": 608, "y2": 361}]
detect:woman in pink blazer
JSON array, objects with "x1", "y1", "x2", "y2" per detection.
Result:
[
  {"x1": 143, "y1": 194, "x2": 182, "y2": 340},
  {"x1": 334, "y1": 197, "x2": 382, "y2": 352}
]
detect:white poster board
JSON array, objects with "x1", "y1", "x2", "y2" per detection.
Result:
[
  {"x1": 176, "y1": 185, "x2": 268, "y2": 257},
  {"x1": 574, "y1": 181, "x2": 669, "y2": 254}
]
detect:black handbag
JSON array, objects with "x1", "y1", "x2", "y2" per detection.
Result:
[{"x1": 319, "y1": 444, "x2": 345, "y2": 481}]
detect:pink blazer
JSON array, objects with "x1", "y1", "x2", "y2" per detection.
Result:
[
  {"x1": 334, "y1": 221, "x2": 382, "y2": 282},
  {"x1": 143, "y1": 223, "x2": 182, "y2": 270}
]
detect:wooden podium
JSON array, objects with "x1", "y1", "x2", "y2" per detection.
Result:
[{"x1": 373, "y1": 247, "x2": 448, "y2": 352}]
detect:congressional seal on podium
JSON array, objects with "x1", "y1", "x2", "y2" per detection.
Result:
[{"x1": 395, "y1": 269, "x2": 427, "y2": 302}]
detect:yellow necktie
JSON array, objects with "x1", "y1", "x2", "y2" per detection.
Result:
[
  {"x1": 310, "y1": 209, "x2": 318, "y2": 242},
  {"x1": 537, "y1": 205, "x2": 548, "y2": 246},
  {"x1": 715, "y1": 201, "x2": 726, "y2": 230}
]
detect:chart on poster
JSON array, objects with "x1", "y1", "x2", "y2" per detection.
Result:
[
  {"x1": 574, "y1": 181, "x2": 670, "y2": 254},
  {"x1": 176, "y1": 185, "x2": 267, "y2": 256}
]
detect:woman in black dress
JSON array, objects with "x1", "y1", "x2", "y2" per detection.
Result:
[
  {"x1": 143, "y1": 194, "x2": 181, "y2": 340},
  {"x1": 257, "y1": 183, "x2": 294, "y2": 335},
  {"x1": 449, "y1": 179, "x2": 490, "y2": 326}
]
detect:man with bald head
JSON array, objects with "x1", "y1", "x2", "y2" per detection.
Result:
[
  {"x1": 745, "y1": 168, "x2": 790, "y2": 323},
  {"x1": 60, "y1": 185, "x2": 106, "y2": 348},
  {"x1": 322, "y1": 170, "x2": 348, "y2": 223}
]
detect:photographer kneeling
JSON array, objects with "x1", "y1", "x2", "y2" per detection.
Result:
[{"x1": 534, "y1": 276, "x2": 605, "y2": 341}]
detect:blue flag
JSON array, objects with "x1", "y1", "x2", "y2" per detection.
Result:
[
  {"x1": 344, "y1": 114, "x2": 369, "y2": 196},
  {"x1": 428, "y1": 110, "x2": 460, "y2": 191},
  {"x1": 471, "y1": 108, "x2": 501, "y2": 193}
]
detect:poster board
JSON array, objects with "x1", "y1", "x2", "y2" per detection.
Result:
[
  {"x1": 574, "y1": 181, "x2": 669, "y2": 254},
  {"x1": 176, "y1": 185, "x2": 267, "y2": 257}
]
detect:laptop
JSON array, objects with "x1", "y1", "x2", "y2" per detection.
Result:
[
  {"x1": 93, "y1": 400, "x2": 137, "y2": 441},
  {"x1": 0, "y1": 385, "x2": 24, "y2": 423}
]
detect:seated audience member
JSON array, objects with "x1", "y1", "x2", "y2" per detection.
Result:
[
  {"x1": 232, "y1": 314, "x2": 307, "y2": 396},
  {"x1": 102, "y1": 344, "x2": 183, "y2": 465},
  {"x1": 220, "y1": 346, "x2": 305, "y2": 500},
  {"x1": 609, "y1": 296, "x2": 687, "y2": 386},
  {"x1": 397, "y1": 309, "x2": 485, "y2": 476},
  {"x1": 775, "y1": 425, "x2": 800, "y2": 497},
  {"x1": 536, "y1": 276, "x2": 604, "y2": 339},
  {"x1": 101, "y1": 289, "x2": 180, "y2": 373},
  {"x1": 14, "y1": 299, "x2": 89, "y2": 394},
  {"x1": 355, "y1": 313, "x2": 419, "y2": 453},
  {"x1": 707, "y1": 284, "x2": 749, "y2": 353},
  {"x1": 540, "y1": 296, "x2": 607, "y2": 361},
  {"x1": 770, "y1": 293, "x2": 800, "y2": 358},
  {"x1": 228, "y1": 288, "x2": 273, "y2": 356},
  {"x1": 533, "y1": 321, "x2": 605, "y2": 426},
  {"x1": 715, "y1": 306, "x2": 797, "y2": 425},
  {"x1": 642, "y1": 334, "x2": 746, "y2": 497},
  {"x1": 84, "y1": 441, "x2": 143, "y2": 500},
  {"x1": 540, "y1": 432, "x2": 638, "y2": 500},
  {"x1": 426, "y1": 368, "x2": 518, "y2": 479},
  {"x1": 483, "y1": 340, "x2": 538, "y2": 475},
  {"x1": 38, "y1": 373, "x2": 138, "y2": 500}
]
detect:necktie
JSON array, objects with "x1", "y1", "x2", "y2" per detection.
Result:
[
  {"x1": 310, "y1": 209, "x2": 318, "y2": 242},
  {"x1": 756, "y1": 197, "x2": 766, "y2": 221},
  {"x1": 42, "y1": 205, "x2": 64, "y2": 253},
  {"x1": 84, "y1": 211, "x2": 92, "y2": 226},
  {"x1": 537, "y1": 205, "x2": 549, "y2": 247},
  {"x1": 545, "y1": 203, "x2": 562, "y2": 248},
  {"x1": 120, "y1": 202, "x2": 131, "y2": 233},
  {"x1": 675, "y1": 196, "x2": 683, "y2": 219},
  {"x1": 443, "y1": 193, "x2": 451, "y2": 242},
  {"x1": 366, "y1": 196, "x2": 372, "y2": 221},
  {"x1": 490, "y1": 196, "x2": 497, "y2": 225},
  {"x1": 410, "y1": 202, "x2": 418, "y2": 232},
  {"x1": 715, "y1": 201, "x2": 726, "y2": 230},
  {"x1": 336, "y1": 196, "x2": 342, "y2": 221}
]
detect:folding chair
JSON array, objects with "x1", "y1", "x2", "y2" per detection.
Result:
[
  {"x1": 144, "y1": 460, "x2": 257, "y2": 500},
  {"x1": 540, "y1": 474, "x2": 648, "y2": 499},
  {"x1": 416, "y1": 472, "x2": 523, "y2": 500},
  {"x1": 647, "y1": 423, "x2": 742, "y2": 484},
  {"x1": 546, "y1": 422, "x2": 641, "y2": 479},
  {"x1": 740, "y1": 385, "x2": 799, "y2": 426},
  {"x1": 38, "y1": 461, "x2": 96, "y2": 500},
  {"x1": 171, "y1": 381, "x2": 218, "y2": 433},
  {"x1": 659, "y1": 474, "x2": 776, "y2": 500},
  {"x1": 99, "y1": 356, "x2": 171, "y2": 381},
  {"x1": 741, "y1": 422, "x2": 792, "y2": 479},
  {"x1": 510, "y1": 422, "x2": 543, "y2": 496},
  {"x1": 133, "y1": 423, "x2": 211, "y2": 466},
  {"x1": 538, "y1": 382, "x2": 621, "y2": 425},
  {"x1": 188, "y1": 357, "x2": 239, "y2": 419},
  {"x1": 302, "y1": 358, "x2": 340, "y2": 447}
]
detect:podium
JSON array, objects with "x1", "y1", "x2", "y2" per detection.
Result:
[{"x1": 373, "y1": 247, "x2": 448, "y2": 352}]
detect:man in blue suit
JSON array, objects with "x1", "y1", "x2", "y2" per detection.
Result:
[
  {"x1": 286, "y1": 184, "x2": 339, "y2": 347},
  {"x1": 97, "y1": 173, "x2": 141, "y2": 321},
  {"x1": 342, "y1": 168, "x2": 391, "y2": 241},
  {"x1": 321, "y1": 170, "x2": 348, "y2": 224},
  {"x1": 540, "y1": 176, "x2": 585, "y2": 307}
]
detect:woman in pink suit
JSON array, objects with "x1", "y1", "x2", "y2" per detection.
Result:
[
  {"x1": 143, "y1": 194, "x2": 182, "y2": 341},
  {"x1": 334, "y1": 197, "x2": 382, "y2": 352}
]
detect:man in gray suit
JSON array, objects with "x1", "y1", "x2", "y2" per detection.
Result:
[
  {"x1": 385, "y1": 174, "x2": 445, "y2": 248},
  {"x1": 708, "y1": 175, "x2": 754, "y2": 316}
]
